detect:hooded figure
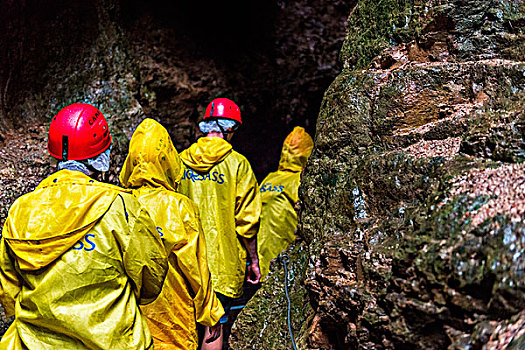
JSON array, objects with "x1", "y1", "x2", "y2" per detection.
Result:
[
  {"x1": 0, "y1": 103, "x2": 168, "y2": 349},
  {"x1": 179, "y1": 98, "x2": 261, "y2": 349},
  {"x1": 179, "y1": 134, "x2": 261, "y2": 299},
  {"x1": 257, "y1": 127, "x2": 313, "y2": 280},
  {"x1": 178, "y1": 99, "x2": 261, "y2": 301},
  {"x1": 120, "y1": 119, "x2": 224, "y2": 350}
]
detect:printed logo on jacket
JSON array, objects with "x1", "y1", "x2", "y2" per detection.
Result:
[
  {"x1": 182, "y1": 168, "x2": 226, "y2": 184},
  {"x1": 260, "y1": 183, "x2": 284, "y2": 193},
  {"x1": 73, "y1": 234, "x2": 96, "y2": 251}
]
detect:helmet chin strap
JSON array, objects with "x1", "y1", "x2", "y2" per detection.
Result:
[
  {"x1": 62, "y1": 135, "x2": 69, "y2": 160},
  {"x1": 98, "y1": 171, "x2": 108, "y2": 182},
  {"x1": 215, "y1": 120, "x2": 229, "y2": 136}
]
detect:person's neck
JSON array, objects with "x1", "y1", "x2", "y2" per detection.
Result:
[{"x1": 206, "y1": 132, "x2": 225, "y2": 139}]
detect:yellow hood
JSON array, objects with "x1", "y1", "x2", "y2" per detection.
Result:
[
  {"x1": 278, "y1": 126, "x2": 314, "y2": 172},
  {"x1": 120, "y1": 118, "x2": 183, "y2": 192},
  {"x1": 2, "y1": 170, "x2": 123, "y2": 271},
  {"x1": 180, "y1": 137, "x2": 233, "y2": 173}
]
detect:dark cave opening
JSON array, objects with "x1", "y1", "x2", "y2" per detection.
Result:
[
  {"x1": 121, "y1": 0, "x2": 278, "y2": 55},
  {"x1": 119, "y1": 0, "x2": 349, "y2": 180}
]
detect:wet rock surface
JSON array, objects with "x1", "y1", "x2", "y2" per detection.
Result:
[{"x1": 233, "y1": 0, "x2": 525, "y2": 349}]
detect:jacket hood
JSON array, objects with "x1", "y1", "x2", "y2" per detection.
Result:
[
  {"x1": 2, "y1": 170, "x2": 122, "y2": 270},
  {"x1": 180, "y1": 137, "x2": 233, "y2": 173},
  {"x1": 119, "y1": 118, "x2": 183, "y2": 192},
  {"x1": 278, "y1": 126, "x2": 314, "y2": 172}
]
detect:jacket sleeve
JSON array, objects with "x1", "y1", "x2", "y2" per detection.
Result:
[
  {"x1": 175, "y1": 200, "x2": 224, "y2": 326},
  {"x1": 116, "y1": 194, "x2": 168, "y2": 305},
  {"x1": 235, "y1": 158, "x2": 261, "y2": 239},
  {"x1": 0, "y1": 235, "x2": 19, "y2": 317}
]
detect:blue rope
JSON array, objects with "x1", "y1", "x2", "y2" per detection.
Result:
[{"x1": 281, "y1": 253, "x2": 298, "y2": 350}]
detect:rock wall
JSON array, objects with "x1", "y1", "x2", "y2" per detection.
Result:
[
  {"x1": 232, "y1": 0, "x2": 524, "y2": 349},
  {"x1": 0, "y1": 0, "x2": 353, "y2": 180},
  {"x1": 0, "y1": 0, "x2": 144, "y2": 225}
]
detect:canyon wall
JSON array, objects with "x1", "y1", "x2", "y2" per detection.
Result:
[{"x1": 232, "y1": 1, "x2": 525, "y2": 349}]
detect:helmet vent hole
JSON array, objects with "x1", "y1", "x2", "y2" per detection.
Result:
[{"x1": 94, "y1": 133, "x2": 97, "y2": 138}]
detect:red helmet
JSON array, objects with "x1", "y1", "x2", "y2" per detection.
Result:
[
  {"x1": 48, "y1": 103, "x2": 112, "y2": 160},
  {"x1": 203, "y1": 98, "x2": 242, "y2": 124}
]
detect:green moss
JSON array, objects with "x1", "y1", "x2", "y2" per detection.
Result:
[
  {"x1": 340, "y1": 0, "x2": 417, "y2": 70},
  {"x1": 230, "y1": 243, "x2": 313, "y2": 350},
  {"x1": 371, "y1": 84, "x2": 398, "y2": 144}
]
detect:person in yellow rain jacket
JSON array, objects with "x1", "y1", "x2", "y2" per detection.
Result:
[
  {"x1": 258, "y1": 127, "x2": 313, "y2": 280},
  {"x1": 0, "y1": 103, "x2": 168, "y2": 350},
  {"x1": 178, "y1": 98, "x2": 261, "y2": 349},
  {"x1": 119, "y1": 118, "x2": 224, "y2": 350}
]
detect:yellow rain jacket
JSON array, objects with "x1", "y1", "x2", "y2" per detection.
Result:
[
  {"x1": 258, "y1": 127, "x2": 313, "y2": 280},
  {"x1": 179, "y1": 137, "x2": 261, "y2": 298},
  {"x1": 119, "y1": 119, "x2": 224, "y2": 350},
  {"x1": 0, "y1": 169, "x2": 168, "y2": 350}
]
